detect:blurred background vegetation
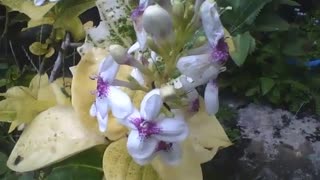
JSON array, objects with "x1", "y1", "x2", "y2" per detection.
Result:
[{"x1": 0, "y1": 0, "x2": 319, "y2": 179}]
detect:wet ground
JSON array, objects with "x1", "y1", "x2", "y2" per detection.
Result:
[{"x1": 202, "y1": 99, "x2": 320, "y2": 180}]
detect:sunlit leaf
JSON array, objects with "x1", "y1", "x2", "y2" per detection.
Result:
[
  {"x1": 103, "y1": 138, "x2": 161, "y2": 180},
  {"x1": 0, "y1": 0, "x2": 56, "y2": 20},
  {"x1": 7, "y1": 105, "x2": 106, "y2": 172},
  {"x1": 187, "y1": 98, "x2": 232, "y2": 163},
  {"x1": 151, "y1": 139, "x2": 202, "y2": 180}
]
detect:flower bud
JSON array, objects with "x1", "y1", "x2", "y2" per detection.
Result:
[
  {"x1": 171, "y1": 0, "x2": 184, "y2": 18},
  {"x1": 142, "y1": 4, "x2": 173, "y2": 40},
  {"x1": 109, "y1": 44, "x2": 128, "y2": 64}
]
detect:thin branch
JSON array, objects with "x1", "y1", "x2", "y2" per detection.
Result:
[
  {"x1": 49, "y1": 32, "x2": 70, "y2": 82},
  {"x1": 9, "y1": 40, "x2": 21, "y2": 72},
  {"x1": 21, "y1": 46, "x2": 40, "y2": 74}
]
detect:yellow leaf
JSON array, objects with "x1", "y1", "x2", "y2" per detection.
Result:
[
  {"x1": 187, "y1": 98, "x2": 232, "y2": 163},
  {"x1": 27, "y1": 17, "x2": 55, "y2": 29},
  {"x1": 151, "y1": 139, "x2": 202, "y2": 180},
  {"x1": 6, "y1": 105, "x2": 106, "y2": 172},
  {"x1": 29, "y1": 42, "x2": 48, "y2": 56},
  {"x1": 71, "y1": 48, "x2": 107, "y2": 133},
  {"x1": 0, "y1": 0, "x2": 56, "y2": 20},
  {"x1": 224, "y1": 28, "x2": 235, "y2": 53},
  {"x1": 103, "y1": 138, "x2": 161, "y2": 180},
  {"x1": 29, "y1": 74, "x2": 50, "y2": 97},
  {"x1": 45, "y1": 47, "x2": 55, "y2": 58}
]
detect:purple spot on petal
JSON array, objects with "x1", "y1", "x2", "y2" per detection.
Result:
[
  {"x1": 131, "y1": 5, "x2": 145, "y2": 21},
  {"x1": 156, "y1": 141, "x2": 173, "y2": 152},
  {"x1": 95, "y1": 76, "x2": 110, "y2": 98},
  {"x1": 211, "y1": 38, "x2": 229, "y2": 64},
  {"x1": 189, "y1": 98, "x2": 200, "y2": 112},
  {"x1": 131, "y1": 118, "x2": 162, "y2": 139}
]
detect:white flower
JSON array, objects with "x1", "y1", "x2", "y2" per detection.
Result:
[
  {"x1": 34, "y1": 0, "x2": 59, "y2": 6},
  {"x1": 175, "y1": 0, "x2": 227, "y2": 115},
  {"x1": 90, "y1": 56, "x2": 133, "y2": 132},
  {"x1": 120, "y1": 89, "x2": 189, "y2": 165}
]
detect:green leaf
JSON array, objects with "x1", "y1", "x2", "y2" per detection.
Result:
[
  {"x1": 53, "y1": 0, "x2": 96, "y2": 41},
  {"x1": 0, "y1": 0, "x2": 56, "y2": 20},
  {"x1": 260, "y1": 77, "x2": 275, "y2": 95},
  {"x1": 0, "y1": 152, "x2": 8, "y2": 175},
  {"x1": 245, "y1": 87, "x2": 259, "y2": 96},
  {"x1": 279, "y1": 0, "x2": 301, "y2": 6},
  {"x1": 221, "y1": 0, "x2": 272, "y2": 34},
  {"x1": 282, "y1": 38, "x2": 308, "y2": 56},
  {"x1": 255, "y1": 14, "x2": 290, "y2": 32},
  {"x1": 230, "y1": 32, "x2": 256, "y2": 66},
  {"x1": 46, "y1": 145, "x2": 106, "y2": 180}
]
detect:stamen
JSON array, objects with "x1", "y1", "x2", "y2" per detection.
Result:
[{"x1": 131, "y1": 118, "x2": 162, "y2": 139}]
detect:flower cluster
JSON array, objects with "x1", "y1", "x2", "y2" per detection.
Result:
[{"x1": 89, "y1": 0, "x2": 230, "y2": 165}]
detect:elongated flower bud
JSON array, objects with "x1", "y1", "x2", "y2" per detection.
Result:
[
  {"x1": 142, "y1": 4, "x2": 174, "y2": 40},
  {"x1": 109, "y1": 44, "x2": 128, "y2": 64}
]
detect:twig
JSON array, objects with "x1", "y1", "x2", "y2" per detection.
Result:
[
  {"x1": 49, "y1": 32, "x2": 70, "y2": 82},
  {"x1": 9, "y1": 40, "x2": 21, "y2": 72},
  {"x1": 21, "y1": 46, "x2": 40, "y2": 74}
]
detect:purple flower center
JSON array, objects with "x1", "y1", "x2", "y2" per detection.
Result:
[
  {"x1": 156, "y1": 141, "x2": 173, "y2": 152},
  {"x1": 131, "y1": 118, "x2": 162, "y2": 139},
  {"x1": 131, "y1": 5, "x2": 145, "y2": 21},
  {"x1": 96, "y1": 76, "x2": 110, "y2": 98},
  {"x1": 211, "y1": 38, "x2": 229, "y2": 64},
  {"x1": 189, "y1": 98, "x2": 200, "y2": 112}
]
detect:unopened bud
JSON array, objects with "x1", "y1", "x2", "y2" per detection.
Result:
[
  {"x1": 172, "y1": 0, "x2": 185, "y2": 18},
  {"x1": 143, "y1": 4, "x2": 173, "y2": 40},
  {"x1": 160, "y1": 85, "x2": 176, "y2": 101},
  {"x1": 109, "y1": 44, "x2": 128, "y2": 64}
]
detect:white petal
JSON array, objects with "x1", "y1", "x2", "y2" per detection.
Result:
[
  {"x1": 108, "y1": 86, "x2": 133, "y2": 119},
  {"x1": 131, "y1": 68, "x2": 145, "y2": 86},
  {"x1": 155, "y1": 114, "x2": 189, "y2": 142},
  {"x1": 200, "y1": 1, "x2": 224, "y2": 47},
  {"x1": 133, "y1": 153, "x2": 157, "y2": 165},
  {"x1": 133, "y1": 16, "x2": 148, "y2": 50},
  {"x1": 49, "y1": 0, "x2": 59, "y2": 2},
  {"x1": 34, "y1": 0, "x2": 46, "y2": 6},
  {"x1": 99, "y1": 56, "x2": 120, "y2": 83},
  {"x1": 176, "y1": 54, "x2": 212, "y2": 80},
  {"x1": 128, "y1": 42, "x2": 140, "y2": 54},
  {"x1": 186, "y1": 89, "x2": 200, "y2": 112},
  {"x1": 159, "y1": 142, "x2": 182, "y2": 165},
  {"x1": 204, "y1": 81, "x2": 219, "y2": 115},
  {"x1": 140, "y1": 89, "x2": 162, "y2": 121},
  {"x1": 97, "y1": 111, "x2": 108, "y2": 132},
  {"x1": 127, "y1": 130, "x2": 158, "y2": 159},
  {"x1": 95, "y1": 98, "x2": 109, "y2": 119},
  {"x1": 119, "y1": 109, "x2": 140, "y2": 130},
  {"x1": 89, "y1": 103, "x2": 97, "y2": 117}
]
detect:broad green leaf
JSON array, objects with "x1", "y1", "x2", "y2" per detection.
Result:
[
  {"x1": 7, "y1": 105, "x2": 106, "y2": 172},
  {"x1": 103, "y1": 138, "x2": 161, "y2": 180},
  {"x1": 47, "y1": 145, "x2": 107, "y2": 180},
  {"x1": 260, "y1": 77, "x2": 275, "y2": 95},
  {"x1": 0, "y1": 152, "x2": 8, "y2": 175},
  {"x1": 245, "y1": 87, "x2": 259, "y2": 96},
  {"x1": 282, "y1": 38, "x2": 307, "y2": 56},
  {"x1": 230, "y1": 32, "x2": 255, "y2": 66},
  {"x1": 279, "y1": 0, "x2": 300, "y2": 6},
  {"x1": 221, "y1": 0, "x2": 272, "y2": 34},
  {"x1": 0, "y1": 0, "x2": 56, "y2": 20},
  {"x1": 255, "y1": 14, "x2": 290, "y2": 32}
]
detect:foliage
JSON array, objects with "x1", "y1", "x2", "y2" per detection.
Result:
[{"x1": 218, "y1": 0, "x2": 320, "y2": 115}]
